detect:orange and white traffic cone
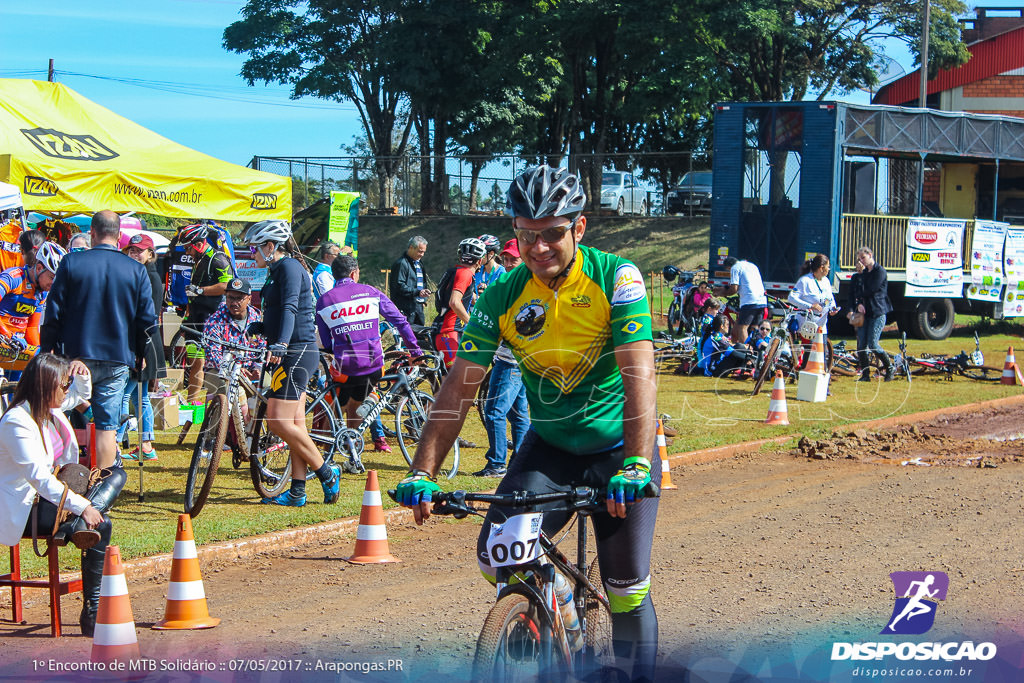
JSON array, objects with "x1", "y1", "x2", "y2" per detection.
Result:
[
  {"x1": 346, "y1": 470, "x2": 399, "y2": 564},
  {"x1": 1001, "y1": 347, "x2": 1017, "y2": 385},
  {"x1": 765, "y1": 371, "x2": 790, "y2": 426},
  {"x1": 91, "y1": 546, "x2": 142, "y2": 666},
  {"x1": 804, "y1": 328, "x2": 827, "y2": 375},
  {"x1": 655, "y1": 419, "x2": 677, "y2": 490},
  {"x1": 153, "y1": 514, "x2": 220, "y2": 629}
]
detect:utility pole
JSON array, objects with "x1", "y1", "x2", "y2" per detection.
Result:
[
  {"x1": 919, "y1": 0, "x2": 931, "y2": 108},
  {"x1": 47, "y1": 58, "x2": 54, "y2": 82}
]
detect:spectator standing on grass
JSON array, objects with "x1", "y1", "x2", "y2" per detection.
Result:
[
  {"x1": 853, "y1": 246, "x2": 894, "y2": 382},
  {"x1": 202, "y1": 278, "x2": 265, "y2": 421},
  {"x1": 312, "y1": 240, "x2": 349, "y2": 301},
  {"x1": 388, "y1": 237, "x2": 430, "y2": 325},
  {"x1": 715, "y1": 256, "x2": 767, "y2": 344},
  {"x1": 118, "y1": 233, "x2": 166, "y2": 461},
  {"x1": 474, "y1": 238, "x2": 529, "y2": 478},
  {"x1": 67, "y1": 232, "x2": 90, "y2": 252},
  {"x1": 40, "y1": 210, "x2": 155, "y2": 470}
]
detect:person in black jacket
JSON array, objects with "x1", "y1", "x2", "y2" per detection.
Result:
[
  {"x1": 388, "y1": 236, "x2": 430, "y2": 325},
  {"x1": 40, "y1": 210, "x2": 156, "y2": 468},
  {"x1": 246, "y1": 219, "x2": 340, "y2": 508},
  {"x1": 853, "y1": 246, "x2": 894, "y2": 382}
]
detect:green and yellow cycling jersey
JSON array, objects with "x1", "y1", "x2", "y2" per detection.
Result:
[{"x1": 458, "y1": 244, "x2": 652, "y2": 455}]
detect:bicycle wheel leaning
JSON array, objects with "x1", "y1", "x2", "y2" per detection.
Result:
[
  {"x1": 961, "y1": 365, "x2": 1003, "y2": 382},
  {"x1": 396, "y1": 391, "x2": 460, "y2": 479},
  {"x1": 751, "y1": 336, "x2": 782, "y2": 396},
  {"x1": 473, "y1": 593, "x2": 566, "y2": 682},
  {"x1": 184, "y1": 394, "x2": 229, "y2": 518}
]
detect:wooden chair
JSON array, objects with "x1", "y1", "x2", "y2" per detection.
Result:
[{"x1": 1, "y1": 540, "x2": 83, "y2": 637}]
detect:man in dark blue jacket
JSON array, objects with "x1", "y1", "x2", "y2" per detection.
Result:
[{"x1": 41, "y1": 210, "x2": 156, "y2": 468}]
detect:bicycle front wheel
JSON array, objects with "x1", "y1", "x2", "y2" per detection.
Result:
[
  {"x1": 751, "y1": 336, "x2": 781, "y2": 396},
  {"x1": 961, "y1": 365, "x2": 1003, "y2": 382},
  {"x1": 396, "y1": 391, "x2": 460, "y2": 479},
  {"x1": 582, "y1": 559, "x2": 615, "y2": 675},
  {"x1": 473, "y1": 593, "x2": 566, "y2": 682},
  {"x1": 184, "y1": 394, "x2": 228, "y2": 518}
]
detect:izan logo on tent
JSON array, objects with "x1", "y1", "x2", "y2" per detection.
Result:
[
  {"x1": 23, "y1": 176, "x2": 58, "y2": 197},
  {"x1": 251, "y1": 193, "x2": 278, "y2": 210},
  {"x1": 20, "y1": 128, "x2": 118, "y2": 162}
]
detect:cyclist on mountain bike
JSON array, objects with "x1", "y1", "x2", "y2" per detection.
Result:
[
  {"x1": 179, "y1": 223, "x2": 235, "y2": 405},
  {"x1": 0, "y1": 242, "x2": 66, "y2": 371},
  {"x1": 396, "y1": 165, "x2": 660, "y2": 682}
]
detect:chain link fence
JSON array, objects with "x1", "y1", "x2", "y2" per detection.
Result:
[{"x1": 249, "y1": 152, "x2": 711, "y2": 216}]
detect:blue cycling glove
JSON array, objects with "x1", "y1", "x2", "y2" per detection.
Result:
[
  {"x1": 607, "y1": 457, "x2": 652, "y2": 505},
  {"x1": 395, "y1": 469, "x2": 441, "y2": 508}
]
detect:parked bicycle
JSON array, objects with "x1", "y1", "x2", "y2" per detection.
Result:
[
  {"x1": 662, "y1": 265, "x2": 706, "y2": 336},
  {"x1": 303, "y1": 352, "x2": 462, "y2": 479},
  {"x1": 905, "y1": 331, "x2": 1001, "y2": 381},
  {"x1": 388, "y1": 484, "x2": 657, "y2": 680}
]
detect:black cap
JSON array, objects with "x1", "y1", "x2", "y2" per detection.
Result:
[{"x1": 225, "y1": 278, "x2": 251, "y2": 295}]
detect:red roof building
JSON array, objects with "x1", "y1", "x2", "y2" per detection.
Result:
[{"x1": 873, "y1": 7, "x2": 1024, "y2": 119}]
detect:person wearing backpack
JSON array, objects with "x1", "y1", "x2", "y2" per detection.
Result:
[{"x1": 433, "y1": 238, "x2": 486, "y2": 367}]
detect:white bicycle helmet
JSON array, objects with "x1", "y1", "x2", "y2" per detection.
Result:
[
  {"x1": 458, "y1": 237, "x2": 487, "y2": 264},
  {"x1": 478, "y1": 234, "x2": 501, "y2": 254},
  {"x1": 245, "y1": 219, "x2": 292, "y2": 246},
  {"x1": 506, "y1": 165, "x2": 587, "y2": 220},
  {"x1": 36, "y1": 242, "x2": 67, "y2": 274}
]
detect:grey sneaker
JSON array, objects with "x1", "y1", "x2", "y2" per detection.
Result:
[{"x1": 472, "y1": 466, "x2": 507, "y2": 478}]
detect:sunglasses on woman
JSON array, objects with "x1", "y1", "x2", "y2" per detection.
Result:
[{"x1": 59, "y1": 376, "x2": 73, "y2": 392}]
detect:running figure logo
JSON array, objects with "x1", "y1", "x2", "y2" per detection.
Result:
[{"x1": 881, "y1": 571, "x2": 949, "y2": 635}]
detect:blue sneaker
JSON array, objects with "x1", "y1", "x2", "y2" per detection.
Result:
[
  {"x1": 321, "y1": 463, "x2": 341, "y2": 504},
  {"x1": 261, "y1": 490, "x2": 306, "y2": 507}
]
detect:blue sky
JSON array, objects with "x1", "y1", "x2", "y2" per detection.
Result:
[
  {"x1": 2, "y1": 1, "x2": 1020, "y2": 169},
  {"x1": 1, "y1": 0, "x2": 364, "y2": 166}
]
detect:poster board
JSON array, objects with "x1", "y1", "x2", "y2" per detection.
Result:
[
  {"x1": 904, "y1": 218, "x2": 965, "y2": 298},
  {"x1": 1001, "y1": 226, "x2": 1024, "y2": 317},
  {"x1": 328, "y1": 191, "x2": 360, "y2": 255},
  {"x1": 966, "y1": 220, "x2": 1006, "y2": 302}
]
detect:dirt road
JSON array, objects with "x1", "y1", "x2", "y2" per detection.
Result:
[{"x1": 4, "y1": 412, "x2": 1024, "y2": 682}]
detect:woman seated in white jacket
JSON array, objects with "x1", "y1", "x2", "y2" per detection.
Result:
[{"x1": 0, "y1": 353, "x2": 124, "y2": 636}]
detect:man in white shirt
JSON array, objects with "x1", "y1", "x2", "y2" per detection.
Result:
[{"x1": 715, "y1": 256, "x2": 767, "y2": 344}]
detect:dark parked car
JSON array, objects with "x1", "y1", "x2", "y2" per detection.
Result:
[{"x1": 666, "y1": 171, "x2": 713, "y2": 215}]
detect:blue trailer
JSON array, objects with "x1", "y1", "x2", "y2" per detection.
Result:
[{"x1": 707, "y1": 101, "x2": 1024, "y2": 339}]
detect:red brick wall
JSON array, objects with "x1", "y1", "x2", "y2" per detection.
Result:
[
  {"x1": 924, "y1": 168, "x2": 940, "y2": 202},
  {"x1": 963, "y1": 75, "x2": 1024, "y2": 98},
  {"x1": 967, "y1": 109, "x2": 1024, "y2": 119}
]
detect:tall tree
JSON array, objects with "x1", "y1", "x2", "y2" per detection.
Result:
[{"x1": 224, "y1": 0, "x2": 413, "y2": 210}]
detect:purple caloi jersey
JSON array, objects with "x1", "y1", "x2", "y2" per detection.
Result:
[{"x1": 315, "y1": 278, "x2": 422, "y2": 377}]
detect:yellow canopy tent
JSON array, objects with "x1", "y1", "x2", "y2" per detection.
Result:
[{"x1": 0, "y1": 79, "x2": 291, "y2": 221}]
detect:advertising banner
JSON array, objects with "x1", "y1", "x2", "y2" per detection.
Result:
[
  {"x1": 1001, "y1": 226, "x2": 1024, "y2": 317},
  {"x1": 966, "y1": 220, "x2": 1006, "y2": 302},
  {"x1": 328, "y1": 191, "x2": 360, "y2": 255},
  {"x1": 905, "y1": 218, "x2": 965, "y2": 298}
]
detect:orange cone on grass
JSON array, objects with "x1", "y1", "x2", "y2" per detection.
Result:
[
  {"x1": 90, "y1": 546, "x2": 142, "y2": 665},
  {"x1": 1001, "y1": 347, "x2": 1018, "y2": 385},
  {"x1": 655, "y1": 419, "x2": 677, "y2": 490},
  {"x1": 346, "y1": 470, "x2": 399, "y2": 564},
  {"x1": 803, "y1": 327, "x2": 828, "y2": 375},
  {"x1": 152, "y1": 514, "x2": 220, "y2": 629},
  {"x1": 765, "y1": 371, "x2": 790, "y2": 425}
]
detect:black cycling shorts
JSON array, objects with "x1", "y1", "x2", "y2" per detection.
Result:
[
  {"x1": 267, "y1": 342, "x2": 318, "y2": 402},
  {"x1": 736, "y1": 304, "x2": 767, "y2": 328},
  {"x1": 335, "y1": 369, "x2": 383, "y2": 404},
  {"x1": 475, "y1": 430, "x2": 661, "y2": 611}
]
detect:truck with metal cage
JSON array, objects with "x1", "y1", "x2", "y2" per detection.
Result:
[{"x1": 707, "y1": 100, "x2": 1024, "y2": 339}]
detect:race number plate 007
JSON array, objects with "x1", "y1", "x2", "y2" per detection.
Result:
[{"x1": 486, "y1": 512, "x2": 544, "y2": 567}]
